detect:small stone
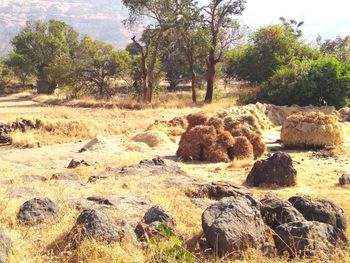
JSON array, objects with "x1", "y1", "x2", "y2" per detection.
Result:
[{"x1": 339, "y1": 174, "x2": 350, "y2": 186}]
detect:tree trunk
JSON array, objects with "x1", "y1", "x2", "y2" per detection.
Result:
[
  {"x1": 205, "y1": 49, "x2": 216, "y2": 103},
  {"x1": 190, "y1": 62, "x2": 197, "y2": 103}
]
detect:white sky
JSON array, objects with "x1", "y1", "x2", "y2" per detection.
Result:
[{"x1": 234, "y1": 0, "x2": 350, "y2": 42}]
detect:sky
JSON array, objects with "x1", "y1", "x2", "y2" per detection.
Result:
[{"x1": 234, "y1": 0, "x2": 350, "y2": 42}]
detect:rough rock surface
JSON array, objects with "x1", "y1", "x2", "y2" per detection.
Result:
[
  {"x1": 51, "y1": 173, "x2": 80, "y2": 181},
  {"x1": 260, "y1": 194, "x2": 305, "y2": 229},
  {"x1": 246, "y1": 152, "x2": 297, "y2": 187},
  {"x1": 274, "y1": 221, "x2": 347, "y2": 257},
  {"x1": 69, "y1": 209, "x2": 120, "y2": 244},
  {"x1": 135, "y1": 206, "x2": 176, "y2": 241},
  {"x1": 68, "y1": 195, "x2": 152, "y2": 227},
  {"x1": 91, "y1": 157, "x2": 186, "y2": 181},
  {"x1": 288, "y1": 195, "x2": 347, "y2": 230},
  {"x1": 187, "y1": 181, "x2": 252, "y2": 200},
  {"x1": 202, "y1": 196, "x2": 265, "y2": 257},
  {"x1": 17, "y1": 198, "x2": 60, "y2": 225},
  {"x1": 339, "y1": 174, "x2": 350, "y2": 186},
  {"x1": 0, "y1": 230, "x2": 12, "y2": 263}
]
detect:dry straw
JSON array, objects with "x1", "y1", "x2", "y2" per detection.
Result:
[{"x1": 281, "y1": 112, "x2": 345, "y2": 148}]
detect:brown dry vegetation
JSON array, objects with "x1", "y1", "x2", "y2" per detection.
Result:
[{"x1": 0, "y1": 93, "x2": 350, "y2": 262}]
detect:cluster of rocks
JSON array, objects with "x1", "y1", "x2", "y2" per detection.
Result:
[
  {"x1": 201, "y1": 191, "x2": 348, "y2": 258},
  {"x1": 0, "y1": 118, "x2": 41, "y2": 145}
]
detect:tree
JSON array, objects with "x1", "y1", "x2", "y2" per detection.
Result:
[
  {"x1": 11, "y1": 20, "x2": 80, "y2": 94},
  {"x1": 279, "y1": 17, "x2": 304, "y2": 38},
  {"x1": 73, "y1": 37, "x2": 132, "y2": 98},
  {"x1": 319, "y1": 36, "x2": 350, "y2": 64},
  {"x1": 224, "y1": 24, "x2": 319, "y2": 83},
  {"x1": 122, "y1": 0, "x2": 195, "y2": 103},
  {"x1": 0, "y1": 59, "x2": 14, "y2": 86},
  {"x1": 201, "y1": 0, "x2": 246, "y2": 103},
  {"x1": 6, "y1": 52, "x2": 35, "y2": 87}
]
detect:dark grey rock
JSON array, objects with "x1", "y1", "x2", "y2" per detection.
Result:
[
  {"x1": 65, "y1": 159, "x2": 89, "y2": 169},
  {"x1": 17, "y1": 198, "x2": 60, "y2": 225},
  {"x1": 0, "y1": 230, "x2": 12, "y2": 263},
  {"x1": 135, "y1": 206, "x2": 176, "y2": 241},
  {"x1": 246, "y1": 152, "x2": 297, "y2": 187},
  {"x1": 202, "y1": 196, "x2": 265, "y2": 257},
  {"x1": 339, "y1": 174, "x2": 350, "y2": 186},
  {"x1": 288, "y1": 195, "x2": 347, "y2": 230},
  {"x1": 274, "y1": 221, "x2": 347, "y2": 257},
  {"x1": 260, "y1": 193, "x2": 305, "y2": 229},
  {"x1": 69, "y1": 209, "x2": 119, "y2": 244}
]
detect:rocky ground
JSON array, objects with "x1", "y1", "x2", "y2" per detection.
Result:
[{"x1": 0, "y1": 94, "x2": 350, "y2": 262}]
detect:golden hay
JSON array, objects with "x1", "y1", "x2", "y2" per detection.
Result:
[
  {"x1": 217, "y1": 131, "x2": 235, "y2": 148},
  {"x1": 177, "y1": 136, "x2": 203, "y2": 161},
  {"x1": 281, "y1": 112, "x2": 345, "y2": 148},
  {"x1": 206, "y1": 117, "x2": 225, "y2": 133},
  {"x1": 147, "y1": 117, "x2": 188, "y2": 136},
  {"x1": 185, "y1": 125, "x2": 217, "y2": 147},
  {"x1": 203, "y1": 143, "x2": 230, "y2": 163},
  {"x1": 186, "y1": 112, "x2": 208, "y2": 130},
  {"x1": 132, "y1": 130, "x2": 173, "y2": 148},
  {"x1": 230, "y1": 124, "x2": 266, "y2": 158},
  {"x1": 231, "y1": 136, "x2": 254, "y2": 160}
]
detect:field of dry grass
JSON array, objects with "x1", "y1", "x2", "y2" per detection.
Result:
[{"x1": 0, "y1": 92, "x2": 350, "y2": 262}]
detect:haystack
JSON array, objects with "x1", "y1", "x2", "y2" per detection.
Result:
[
  {"x1": 281, "y1": 112, "x2": 345, "y2": 148},
  {"x1": 132, "y1": 130, "x2": 173, "y2": 148},
  {"x1": 147, "y1": 117, "x2": 188, "y2": 136},
  {"x1": 79, "y1": 135, "x2": 116, "y2": 152},
  {"x1": 177, "y1": 113, "x2": 266, "y2": 163}
]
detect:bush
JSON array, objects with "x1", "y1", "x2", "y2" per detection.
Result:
[
  {"x1": 224, "y1": 25, "x2": 319, "y2": 83},
  {"x1": 260, "y1": 57, "x2": 350, "y2": 108}
]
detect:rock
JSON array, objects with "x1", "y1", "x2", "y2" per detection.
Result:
[
  {"x1": 274, "y1": 221, "x2": 347, "y2": 257},
  {"x1": 65, "y1": 159, "x2": 89, "y2": 169},
  {"x1": 135, "y1": 206, "x2": 176, "y2": 241},
  {"x1": 21, "y1": 175, "x2": 48, "y2": 183},
  {"x1": 68, "y1": 195, "x2": 152, "y2": 227},
  {"x1": 246, "y1": 152, "x2": 297, "y2": 187},
  {"x1": 188, "y1": 181, "x2": 252, "y2": 200},
  {"x1": 260, "y1": 193, "x2": 305, "y2": 229},
  {"x1": 288, "y1": 195, "x2": 347, "y2": 230},
  {"x1": 69, "y1": 209, "x2": 120, "y2": 244},
  {"x1": 17, "y1": 198, "x2": 60, "y2": 225},
  {"x1": 0, "y1": 230, "x2": 12, "y2": 263},
  {"x1": 78, "y1": 135, "x2": 115, "y2": 152},
  {"x1": 6, "y1": 187, "x2": 38, "y2": 198},
  {"x1": 88, "y1": 174, "x2": 108, "y2": 183},
  {"x1": 339, "y1": 174, "x2": 350, "y2": 186},
  {"x1": 202, "y1": 196, "x2": 265, "y2": 257},
  {"x1": 51, "y1": 173, "x2": 80, "y2": 181},
  {"x1": 93, "y1": 157, "x2": 186, "y2": 179}
]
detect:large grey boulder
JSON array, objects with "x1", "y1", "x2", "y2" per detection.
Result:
[
  {"x1": 69, "y1": 209, "x2": 119, "y2": 244},
  {"x1": 202, "y1": 196, "x2": 265, "y2": 257},
  {"x1": 260, "y1": 194, "x2": 305, "y2": 229},
  {"x1": 288, "y1": 195, "x2": 347, "y2": 230},
  {"x1": 274, "y1": 221, "x2": 347, "y2": 257},
  {"x1": 17, "y1": 198, "x2": 60, "y2": 225},
  {"x1": 246, "y1": 152, "x2": 297, "y2": 187},
  {"x1": 0, "y1": 230, "x2": 12, "y2": 263}
]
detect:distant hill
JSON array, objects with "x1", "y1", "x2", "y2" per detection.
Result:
[{"x1": 0, "y1": 0, "x2": 134, "y2": 56}]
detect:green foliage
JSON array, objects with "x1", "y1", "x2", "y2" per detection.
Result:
[
  {"x1": 224, "y1": 24, "x2": 319, "y2": 83},
  {"x1": 260, "y1": 56, "x2": 350, "y2": 108},
  {"x1": 11, "y1": 20, "x2": 80, "y2": 93},
  {"x1": 0, "y1": 59, "x2": 14, "y2": 85},
  {"x1": 146, "y1": 224, "x2": 196, "y2": 263},
  {"x1": 6, "y1": 52, "x2": 35, "y2": 86}
]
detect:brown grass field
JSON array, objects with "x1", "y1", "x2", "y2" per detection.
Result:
[{"x1": 0, "y1": 92, "x2": 350, "y2": 262}]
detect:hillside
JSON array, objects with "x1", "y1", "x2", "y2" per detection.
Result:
[{"x1": 0, "y1": 0, "x2": 131, "y2": 56}]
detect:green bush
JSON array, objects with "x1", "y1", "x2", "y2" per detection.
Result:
[
  {"x1": 260, "y1": 56, "x2": 350, "y2": 108},
  {"x1": 224, "y1": 25, "x2": 319, "y2": 83}
]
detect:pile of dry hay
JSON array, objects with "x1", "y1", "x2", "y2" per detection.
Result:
[
  {"x1": 177, "y1": 112, "x2": 266, "y2": 162},
  {"x1": 147, "y1": 117, "x2": 188, "y2": 136},
  {"x1": 281, "y1": 112, "x2": 345, "y2": 149}
]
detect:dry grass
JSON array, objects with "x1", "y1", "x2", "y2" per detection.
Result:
[
  {"x1": 281, "y1": 112, "x2": 345, "y2": 148},
  {"x1": 1, "y1": 93, "x2": 350, "y2": 262}
]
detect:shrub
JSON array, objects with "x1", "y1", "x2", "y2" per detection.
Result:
[{"x1": 260, "y1": 57, "x2": 350, "y2": 108}]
